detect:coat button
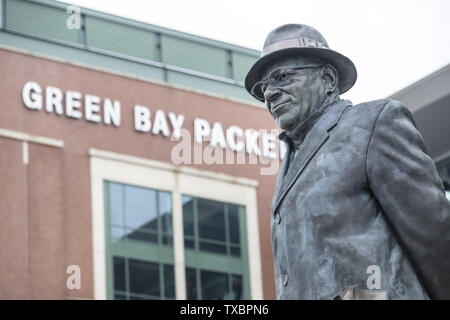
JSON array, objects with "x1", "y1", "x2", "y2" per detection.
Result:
[
  {"x1": 282, "y1": 272, "x2": 288, "y2": 286},
  {"x1": 274, "y1": 212, "x2": 281, "y2": 224}
]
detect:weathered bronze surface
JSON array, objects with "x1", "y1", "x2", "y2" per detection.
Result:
[{"x1": 246, "y1": 24, "x2": 450, "y2": 300}]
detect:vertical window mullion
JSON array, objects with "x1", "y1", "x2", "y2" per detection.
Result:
[
  {"x1": 193, "y1": 197, "x2": 199, "y2": 252},
  {"x1": 156, "y1": 191, "x2": 161, "y2": 245},
  {"x1": 125, "y1": 258, "x2": 130, "y2": 300},
  {"x1": 228, "y1": 273, "x2": 232, "y2": 298},
  {"x1": 224, "y1": 203, "x2": 230, "y2": 256},
  {"x1": 196, "y1": 268, "x2": 202, "y2": 300},
  {"x1": 122, "y1": 184, "x2": 127, "y2": 231},
  {"x1": 160, "y1": 263, "x2": 165, "y2": 299}
]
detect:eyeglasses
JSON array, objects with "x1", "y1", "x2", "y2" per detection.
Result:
[{"x1": 250, "y1": 64, "x2": 323, "y2": 101}]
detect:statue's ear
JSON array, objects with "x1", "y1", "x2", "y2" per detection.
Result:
[{"x1": 321, "y1": 64, "x2": 339, "y2": 93}]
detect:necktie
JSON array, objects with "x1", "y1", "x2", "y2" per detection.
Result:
[{"x1": 283, "y1": 147, "x2": 296, "y2": 180}]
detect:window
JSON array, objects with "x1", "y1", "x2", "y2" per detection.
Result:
[
  {"x1": 113, "y1": 257, "x2": 175, "y2": 300},
  {"x1": 91, "y1": 149, "x2": 262, "y2": 300},
  {"x1": 186, "y1": 268, "x2": 243, "y2": 300},
  {"x1": 182, "y1": 196, "x2": 250, "y2": 299},
  {"x1": 105, "y1": 181, "x2": 175, "y2": 300}
]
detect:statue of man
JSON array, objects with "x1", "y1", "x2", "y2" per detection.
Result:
[{"x1": 245, "y1": 24, "x2": 450, "y2": 299}]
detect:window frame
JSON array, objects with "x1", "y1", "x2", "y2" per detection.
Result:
[{"x1": 90, "y1": 148, "x2": 262, "y2": 299}]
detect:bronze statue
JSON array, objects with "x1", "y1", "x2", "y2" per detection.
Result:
[{"x1": 245, "y1": 24, "x2": 450, "y2": 299}]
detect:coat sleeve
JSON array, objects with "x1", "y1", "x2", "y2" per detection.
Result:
[{"x1": 366, "y1": 99, "x2": 450, "y2": 299}]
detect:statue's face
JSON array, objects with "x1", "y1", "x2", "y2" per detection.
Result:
[{"x1": 261, "y1": 56, "x2": 328, "y2": 132}]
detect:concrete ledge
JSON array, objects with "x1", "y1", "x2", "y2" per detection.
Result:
[
  {"x1": 89, "y1": 148, "x2": 259, "y2": 188},
  {"x1": 0, "y1": 127, "x2": 64, "y2": 148}
]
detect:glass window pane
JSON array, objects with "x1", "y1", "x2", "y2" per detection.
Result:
[
  {"x1": 111, "y1": 226, "x2": 127, "y2": 243},
  {"x1": 228, "y1": 204, "x2": 240, "y2": 244},
  {"x1": 160, "y1": 192, "x2": 172, "y2": 228},
  {"x1": 162, "y1": 234, "x2": 173, "y2": 246},
  {"x1": 129, "y1": 294, "x2": 159, "y2": 300},
  {"x1": 129, "y1": 259, "x2": 160, "y2": 296},
  {"x1": 198, "y1": 198, "x2": 226, "y2": 242},
  {"x1": 231, "y1": 274, "x2": 243, "y2": 300},
  {"x1": 201, "y1": 270, "x2": 229, "y2": 300},
  {"x1": 184, "y1": 238, "x2": 194, "y2": 248},
  {"x1": 182, "y1": 196, "x2": 194, "y2": 237},
  {"x1": 125, "y1": 185, "x2": 157, "y2": 231},
  {"x1": 130, "y1": 295, "x2": 159, "y2": 300},
  {"x1": 186, "y1": 268, "x2": 197, "y2": 300},
  {"x1": 109, "y1": 182, "x2": 124, "y2": 226},
  {"x1": 230, "y1": 246, "x2": 241, "y2": 257},
  {"x1": 114, "y1": 293, "x2": 126, "y2": 300},
  {"x1": 164, "y1": 264, "x2": 175, "y2": 299},
  {"x1": 127, "y1": 229, "x2": 158, "y2": 243},
  {"x1": 113, "y1": 256, "x2": 125, "y2": 291},
  {"x1": 199, "y1": 241, "x2": 226, "y2": 254}
]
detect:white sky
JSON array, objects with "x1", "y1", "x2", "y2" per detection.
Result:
[{"x1": 61, "y1": 0, "x2": 450, "y2": 105}]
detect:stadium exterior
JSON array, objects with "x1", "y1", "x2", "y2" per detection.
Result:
[{"x1": 0, "y1": 0, "x2": 448, "y2": 300}]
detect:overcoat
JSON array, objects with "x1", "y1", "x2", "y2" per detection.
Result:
[{"x1": 271, "y1": 98, "x2": 450, "y2": 299}]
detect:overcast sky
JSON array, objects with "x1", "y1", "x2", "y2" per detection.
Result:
[{"x1": 61, "y1": 0, "x2": 450, "y2": 105}]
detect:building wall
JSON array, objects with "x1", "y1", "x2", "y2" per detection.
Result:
[{"x1": 0, "y1": 48, "x2": 279, "y2": 299}]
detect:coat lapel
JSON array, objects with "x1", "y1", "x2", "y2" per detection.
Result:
[
  {"x1": 272, "y1": 100, "x2": 352, "y2": 214},
  {"x1": 271, "y1": 144, "x2": 292, "y2": 211}
]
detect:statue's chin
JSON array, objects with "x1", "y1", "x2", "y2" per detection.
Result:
[{"x1": 278, "y1": 117, "x2": 295, "y2": 132}]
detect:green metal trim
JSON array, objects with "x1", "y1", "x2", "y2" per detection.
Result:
[
  {"x1": 80, "y1": 9, "x2": 86, "y2": 46},
  {"x1": 193, "y1": 197, "x2": 199, "y2": 251},
  {"x1": 28, "y1": 0, "x2": 260, "y2": 56},
  {"x1": 0, "y1": 28, "x2": 247, "y2": 86},
  {"x1": 195, "y1": 267, "x2": 202, "y2": 300},
  {"x1": 103, "y1": 181, "x2": 114, "y2": 300},
  {"x1": 227, "y1": 49, "x2": 234, "y2": 79},
  {"x1": 159, "y1": 259, "x2": 165, "y2": 299},
  {"x1": 224, "y1": 203, "x2": 231, "y2": 255},
  {"x1": 124, "y1": 257, "x2": 130, "y2": 300},
  {"x1": 239, "y1": 205, "x2": 251, "y2": 299},
  {"x1": 5, "y1": 0, "x2": 259, "y2": 86},
  {"x1": 1, "y1": 0, "x2": 5, "y2": 30}
]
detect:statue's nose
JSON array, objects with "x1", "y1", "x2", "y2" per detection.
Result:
[{"x1": 264, "y1": 86, "x2": 281, "y2": 104}]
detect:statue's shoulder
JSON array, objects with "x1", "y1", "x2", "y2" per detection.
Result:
[
  {"x1": 348, "y1": 99, "x2": 400, "y2": 120},
  {"x1": 338, "y1": 99, "x2": 399, "y2": 130},
  {"x1": 352, "y1": 99, "x2": 392, "y2": 111},
  {"x1": 351, "y1": 98, "x2": 412, "y2": 118}
]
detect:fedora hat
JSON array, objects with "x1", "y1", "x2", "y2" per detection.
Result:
[{"x1": 245, "y1": 24, "x2": 357, "y2": 101}]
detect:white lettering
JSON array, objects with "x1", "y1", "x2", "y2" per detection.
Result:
[
  {"x1": 245, "y1": 129, "x2": 261, "y2": 156},
  {"x1": 22, "y1": 81, "x2": 42, "y2": 110},
  {"x1": 152, "y1": 110, "x2": 170, "y2": 137},
  {"x1": 45, "y1": 86, "x2": 63, "y2": 115},
  {"x1": 262, "y1": 133, "x2": 277, "y2": 159},
  {"x1": 66, "y1": 90, "x2": 82, "y2": 119},
  {"x1": 103, "y1": 99, "x2": 121, "y2": 127},
  {"x1": 134, "y1": 105, "x2": 151, "y2": 132},
  {"x1": 85, "y1": 94, "x2": 101, "y2": 123},
  {"x1": 194, "y1": 118, "x2": 210, "y2": 144},
  {"x1": 226, "y1": 125, "x2": 244, "y2": 152},
  {"x1": 210, "y1": 122, "x2": 227, "y2": 148},
  {"x1": 168, "y1": 112, "x2": 184, "y2": 140}
]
